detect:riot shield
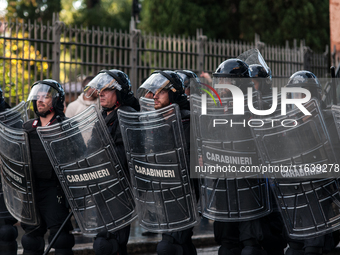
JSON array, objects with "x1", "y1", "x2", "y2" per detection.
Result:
[
  {"x1": 0, "y1": 101, "x2": 28, "y2": 128},
  {"x1": 190, "y1": 92, "x2": 271, "y2": 222},
  {"x1": 36, "y1": 105, "x2": 137, "y2": 237},
  {"x1": 237, "y1": 48, "x2": 270, "y2": 73},
  {"x1": 118, "y1": 104, "x2": 200, "y2": 232},
  {"x1": 253, "y1": 99, "x2": 340, "y2": 239},
  {"x1": 0, "y1": 121, "x2": 40, "y2": 224},
  {"x1": 0, "y1": 101, "x2": 28, "y2": 219},
  {"x1": 332, "y1": 104, "x2": 340, "y2": 139},
  {"x1": 139, "y1": 97, "x2": 155, "y2": 112}
]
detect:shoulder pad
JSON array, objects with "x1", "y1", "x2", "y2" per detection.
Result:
[{"x1": 23, "y1": 119, "x2": 38, "y2": 131}]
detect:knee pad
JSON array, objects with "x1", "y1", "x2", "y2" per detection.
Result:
[
  {"x1": 156, "y1": 240, "x2": 183, "y2": 255},
  {"x1": 0, "y1": 225, "x2": 18, "y2": 242},
  {"x1": 48, "y1": 228, "x2": 75, "y2": 251},
  {"x1": 0, "y1": 224, "x2": 18, "y2": 255},
  {"x1": 93, "y1": 236, "x2": 119, "y2": 255},
  {"x1": 21, "y1": 234, "x2": 45, "y2": 254}
]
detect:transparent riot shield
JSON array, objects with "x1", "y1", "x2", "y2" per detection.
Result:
[
  {"x1": 36, "y1": 105, "x2": 137, "y2": 237},
  {"x1": 190, "y1": 92, "x2": 271, "y2": 222},
  {"x1": 0, "y1": 121, "x2": 40, "y2": 225},
  {"x1": 253, "y1": 99, "x2": 340, "y2": 239},
  {"x1": 237, "y1": 48, "x2": 270, "y2": 73},
  {"x1": 118, "y1": 104, "x2": 200, "y2": 232},
  {"x1": 0, "y1": 101, "x2": 28, "y2": 128},
  {"x1": 332, "y1": 104, "x2": 340, "y2": 139},
  {"x1": 139, "y1": 97, "x2": 155, "y2": 112},
  {"x1": 0, "y1": 101, "x2": 28, "y2": 219}
]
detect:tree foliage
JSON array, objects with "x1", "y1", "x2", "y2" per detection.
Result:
[
  {"x1": 139, "y1": 0, "x2": 240, "y2": 40},
  {"x1": 6, "y1": 0, "x2": 132, "y2": 31},
  {"x1": 139, "y1": 0, "x2": 329, "y2": 52},
  {"x1": 0, "y1": 32, "x2": 48, "y2": 105},
  {"x1": 70, "y1": 0, "x2": 132, "y2": 30},
  {"x1": 239, "y1": 0, "x2": 329, "y2": 52},
  {"x1": 7, "y1": 0, "x2": 61, "y2": 22}
]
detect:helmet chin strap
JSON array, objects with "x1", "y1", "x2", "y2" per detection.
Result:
[
  {"x1": 35, "y1": 108, "x2": 53, "y2": 117},
  {"x1": 102, "y1": 105, "x2": 116, "y2": 112}
]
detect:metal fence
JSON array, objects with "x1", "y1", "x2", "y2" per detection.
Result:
[{"x1": 0, "y1": 14, "x2": 330, "y2": 106}]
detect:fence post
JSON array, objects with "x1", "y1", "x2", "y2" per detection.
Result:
[
  {"x1": 303, "y1": 44, "x2": 312, "y2": 71},
  {"x1": 254, "y1": 33, "x2": 265, "y2": 51},
  {"x1": 129, "y1": 18, "x2": 140, "y2": 93},
  {"x1": 52, "y1": 13, "x2": 62, "y2": 82},
  {"x1": 332, "y1": 45, "x2": 337, "y2": 68},
  {"x1": 196, "y1": 29, "x2": 207, "y2": 73}
]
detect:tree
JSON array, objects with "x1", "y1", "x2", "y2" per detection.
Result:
[
  {"x1": 139, "y1": 0, "x2": 240, "y2": 40},
  {"x1": 238, "y1": 0, "x2": 329, "y2": 52},
  {"x1": 7, "y1": 0, "x2": 61, "y2": 22},
  {"x1": 139, "y1": 0, "x2": 329, "y2": 52},
  {"x1": 69, "y1": 0, "x2": 132, "y2": 30}
]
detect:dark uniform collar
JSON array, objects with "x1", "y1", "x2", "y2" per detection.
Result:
[{"x1": 32, "y1": 114, "x2": 58, "y2": 128}]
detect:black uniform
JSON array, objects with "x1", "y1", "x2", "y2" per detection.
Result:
[
  {"x1": 0, "y1": 101, "x2": 19, "y2": 255},
  {"x1": 285, "y1": 108, "x2": 340, "y2": 255},
  {"x1": 93, "y1": 105, "x2": 137, "y2": 255},
  {"x1": 21, "y1": 115, "x2": 74, "y2": 255},
  {"x1": 156, "y1": 105, "x2": 199, "y2": 255}
]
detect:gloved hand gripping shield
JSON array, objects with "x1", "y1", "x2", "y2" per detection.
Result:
[
  {"x1": 36, "y1": 105, "x2": 137, "y2": 237},
  {"x1": 117, "y1": 104, "x2": 200, "y2": 232},
  {"x1": 252, "y1": 99, "x2": 340, "y2": 239},
  {"x1": 190, "y1": 83, "x2": 270, "y2": 222},
  {"x1": 0, "y1": 122, "x2": 40, "y2": 224}
]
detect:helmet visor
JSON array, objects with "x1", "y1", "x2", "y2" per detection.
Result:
[
  {"x1": 27, "y1": 83, "x2": 60, "y2": 101},
  {"x1": 84, "y1": 72, "x2": 121, "y2": 98},
  {"x1": 136, "y1": 73, "x2": 171, "y2": 98}
]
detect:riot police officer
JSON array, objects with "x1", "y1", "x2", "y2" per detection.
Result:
[
  {"x1": 175, "y1": 70, "x2": 200, "y2": 96},
  {"x1": 249, "y1": 63, "x2": 287, "y2": 255},
  {"x1": 137, "y1": 70, "x2": 197, "y2": 254},
  {"x1": 284, "y1": 70, "x2": 339, "y2": 255},
  {"x1": 211, "y1": 58, "x2": 267, "y2": 255},
  {"x1": 0, "y1": 88, "x2": 10, "y2": 111},
  {"x1": 0, "y1": 87, "x2": 18, "y2": 255},
  {"x1": 84, "y1": 69, "x2": 140, "y2": 255},
  {"x1": 249, "y1": 64, "x2": 272, "y2": 96},
  {"x1": 22, "y1": 80, "x2": 74, "y2": 255}
]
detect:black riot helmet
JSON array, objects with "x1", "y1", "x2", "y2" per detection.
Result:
[
  {"x1": 26, "y1": 79, "x2": 65, "y2": 117},
  {"x1": 0, "y1": 87, "x2": 4, "y2": 111},
  {"x1": 0, "y1": 87, "x2": 10, "y2": 112},
  {"x1": 137, "y1": 70, "x2": 189, "y2": 110},
  {"x1": 286, "y1": 70, "x2": 322, "y2": 102},
  {"x1": 175, "y1": 70, "x2": 200, "y2": 94},
  {"x1": 213, "y1": 58, "x2": 253, "y2": 94},
  {"x1": 84, "y1": 69, "x2": 140, "y2": 111},
  {"x1": 249, "y1": 64, "x2": 272, "y2": 96}
]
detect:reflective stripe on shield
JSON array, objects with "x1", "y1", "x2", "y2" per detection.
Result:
[
  {"x1": 118, "y1": 104, "x2": 200, "y2": 232},
  {"x1": 36, "y1": 105, "x2": 137, "y2": 237},
  {"x1": 0, "y1": 122, "x2": 40, "y2": 225}
]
